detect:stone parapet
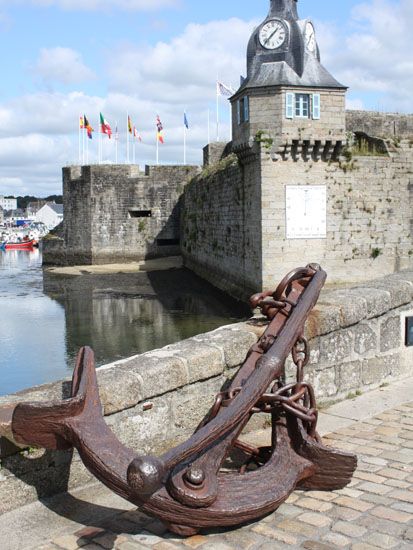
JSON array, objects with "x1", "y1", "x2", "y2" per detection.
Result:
[
  {"x1": 0, "y1": 271, "x2": 412, "y2": 513},
  {"x1": 346, "y1": 110, "x2": 413, "y2": 139}
]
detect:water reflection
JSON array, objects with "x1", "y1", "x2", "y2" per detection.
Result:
[{"x1": 0, "y1": 250, "x2": 248, "y2": 396}]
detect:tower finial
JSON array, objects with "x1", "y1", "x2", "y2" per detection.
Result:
[{"x1": 268, "y1": 0, "x2": 299, "y2": 20}]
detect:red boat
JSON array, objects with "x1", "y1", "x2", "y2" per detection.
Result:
[{"x1": 1, "y1": 239, "x2": 38, "y2": 250}]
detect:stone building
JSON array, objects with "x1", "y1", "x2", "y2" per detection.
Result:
[{"x1": 181, "y1": 0, "x2": 413, "y2": 298}]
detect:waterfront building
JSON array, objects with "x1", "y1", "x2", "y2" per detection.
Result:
[
  {"x1": 35, "y1": 203, "x2": 63, "y2": 230},
  {"x1": 0, "y1": 196, "x2": 17, "y2": 211}
]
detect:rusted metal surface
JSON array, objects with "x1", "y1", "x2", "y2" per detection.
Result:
[{"x1": 1, "y1": 264, "x2": 357, "y2": 535}]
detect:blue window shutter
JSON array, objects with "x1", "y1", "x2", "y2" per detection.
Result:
[
  {"x1": 244, "y1": 96, "x2": 249, "y2": 122},
  {"x1": 313, "y1": 93, "x2": 321, "y2": 119},
  {"x1": 237, "y1": 100, "x2": 241, "y2": 124},
  {"x1": 286, "y1": 93, "x2": 294, "y2": 119}
]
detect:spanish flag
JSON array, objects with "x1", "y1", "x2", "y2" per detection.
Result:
[
  {"x1": 156, "y1": 115, "x2": 164, "y2": 144},
  {"x1": 79, "y1": 115, "x2": 84, "y2": 129}
]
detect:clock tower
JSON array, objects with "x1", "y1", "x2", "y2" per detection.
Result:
[{"x1": 231, "y1": 0, "x2": 347, "y2": 161}]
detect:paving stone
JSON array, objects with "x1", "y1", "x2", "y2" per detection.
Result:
[
  {"x1": 117, "y1": 542, "x2": 151, "y2": 550},
  {"x1": 297, "y1": 512, "x2": 332, "y2": 528},
  {"x1": 332, "y1": 521, "x2": 367, "y2": 538},
  {"x1": 301, "y1": 541, "x2": 333, "y2": 550},
  {"x1": 223, "y1": 530, "x2": 258, "y2": 549},
  {"x1": 251, "y1": 523, "x2": 298, "y2": 544},
  {"x1": 357, "y1": 481, "x2": 393, "y2": 495},
  {"x1": 131, "y1": 531, "x2": 163, "y2": 546},
  {"x1": 153, "y1": 542, "x2": 184, "y2": 550},
  {"x1": 322, "y1": 532, "x2": 350, "y2": 548},
  {"x1": 330, "y1": 506, "x2": 362, "y2": 521},
  {"x1": 295, "y1": 498, "x2": 333, "y2": 512},
  {"x1": 276, "y1": 518, "x2": 318, "y2": 538},
  {"x1": 370, "y1": 506, "x2": 412, "y2": 523},
  {"x1": 181, "y1": 535, "x2": 207, "y2": 548},
  {"x1": 356, "y1": 515, "x2": 406, "y2": 537},
  {"x1": 361, "y1": 493, "x2": 392, "y2": 506},
  {"x1": 364, "y1": 533, "x2": 400, "y2": 549},
  {"x1": 352, "y1": 544, "x2": 381, "y2": 550},
  {"x1": 353, "y1": 471, "x2": 387, "y2": 484},
  {"x1": 333, "y1": 496, "x2": 374, "y2": 512},
  {"x1": 93, "y1": 532, "x2": 129, "y2": 549},
  {"x1": 52, "y1": 534, "x2": 89, "y2": 549},
  {"x1": 391, "y1": 501, "x2": 413, "y2": 514},
  {"x1": 388, "y1": 489, "x2": 413, "y2": 503},
  {"x1": 383, "y1": 478, "x2": 410, "y2": 489}
]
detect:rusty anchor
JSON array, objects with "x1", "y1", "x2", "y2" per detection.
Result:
[{"x1": 0, "y1": 265, "x2": 357, "y2": 536}]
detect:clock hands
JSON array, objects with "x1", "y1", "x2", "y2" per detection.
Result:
[{"x1": 265, "y1": 27, "x2": 284, "y2": 46}]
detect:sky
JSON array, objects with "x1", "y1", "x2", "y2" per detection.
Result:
[{"x1": 0, "y1": 0, "x2": 412, "y2": 196}]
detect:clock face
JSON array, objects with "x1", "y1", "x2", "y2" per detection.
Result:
[
  {"x1": 305, "y1": 22, "x2": 317, "y2": 53},
  {"x1": 259, "y1": 19, "x2": 287, "y2": 50}
]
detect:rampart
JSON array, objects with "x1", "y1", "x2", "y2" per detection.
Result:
[
  {"x1": 1, "y1": 271, "x2": 412, "y2": 514},
  {"x1": 43, "y1": 164, "x2": 199, "y2": 266},
  {"x1": 183, "y1": 140, "x2": 413, "y2": 299},
  {"x1": 346, "y1": 110, "x2": 413, "y2": 139}
]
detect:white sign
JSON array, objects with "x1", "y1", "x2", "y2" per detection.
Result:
[{"x1": 286, "y1": 185, "x2": 327, "y2": 239}]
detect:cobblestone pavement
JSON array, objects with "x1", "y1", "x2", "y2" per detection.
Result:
[{"x1": 35, "y1": 401, "x2": 413, "y2": 550}]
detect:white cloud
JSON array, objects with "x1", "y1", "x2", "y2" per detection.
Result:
[
  {"x1": 33, "y1": 48, "x2": 95, "y2": 85},
  {"x1": 0, "y1": 0, "x2": 179, "y2": 12},
  {"x1": 320, "y1": 0, "x2": 413, "y2": 112}
]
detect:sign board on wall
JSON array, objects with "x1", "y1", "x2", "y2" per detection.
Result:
[{"x1": 286, "y1": 185, "x2": 327, "y2": 239}]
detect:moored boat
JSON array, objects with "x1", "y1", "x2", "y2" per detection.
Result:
[{"x1": 2, "y1": 239, "x2": 38, "y2": 250}]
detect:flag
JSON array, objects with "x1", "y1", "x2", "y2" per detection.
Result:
[
  {"x1": 84, "y1": 115, "x2": 93, "y2": 139},
  {"x1": 79, "y1": 115, "x2": 84, "y2": 129},
  {"x1": 184, "y1": 112, "x2": 189, "y2": 129},
  {"x1": 217, "y1": 81, "x2": 235, "y2": 97},
  {"x1": 100, "y1": 113, "x2": 112, "y2": 139},
  {"x1": 133, "y1": 127, "x2": 142, "y2": 142},
  {"x1": 156, "y1": 115, "x2": 164, "y2": 144},
  {"x1": 128, "y1": 115, "x2": 133, "y2": 134}
]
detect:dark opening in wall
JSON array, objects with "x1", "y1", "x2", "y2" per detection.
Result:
[
  {"x1": 129, "y1": 210, "x2": 152, "y2": 218},
  {"x1": 157, "y1": 238, "x2": 180, "y2": 247}
]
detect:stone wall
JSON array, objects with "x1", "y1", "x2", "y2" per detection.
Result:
[
  {"x1": 0, "y1": 271, "x2": 412, "y2": 514},
  {"x1": 182, "y1": 154, "x2": 263, "y2": 297},
  {"x1": 346, "y1": 110, "x2": 413, "y2": 139},
  {"x1": 182, "y1": 140, "x2": 413, "y2": 299},
  {"x1": 45, "y1": 164, "x2": 199, "y2": 266}
]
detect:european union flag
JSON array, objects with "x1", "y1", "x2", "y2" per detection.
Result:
[{"x1": 184, "y1": 112, "x2": 189, "y2": 129}]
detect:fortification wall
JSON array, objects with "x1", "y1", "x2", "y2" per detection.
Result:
[
  {"x1": 182, "y1": 141, "x2": 413, "y2": 298},
  {"x1": 346, "y1": 110, "x2": 413, "y2": 139},
  {"x1": 0, "y1": 271, "x2": 412, "y2": 513},
  {"x1": 182, "y1": 154, "x2": 262, "y2": 297},
  {"x1": 47, "y1": 164, "x2": 199, "y2": 266}
]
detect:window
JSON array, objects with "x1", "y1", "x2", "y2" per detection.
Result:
[
  {"x1": 295, "y1": 94, "x2": 310, "y2": 118},
  {"x1": 286, "y1": 93, "x2": 321, "y2": 120},
  {"x1": 237, "y1": 96, "x2": 249, "y2": 124},
  {"x1": 129, "y1": 210, "x2": 152, "y2": 218}
]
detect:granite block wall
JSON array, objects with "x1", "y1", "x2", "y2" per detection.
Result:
[
  {"x1": 182, "y1": 139, "x2": 413, "y2": 298},
  {"x1": 55, "y1": 164, "x2": 199, "y2": 265},
  {"x1": 0, "y1": 271, "x2": 412, "y2": 513},
  {"x1": 346, "y1": 110, "x2": 413, "y2": 139}
]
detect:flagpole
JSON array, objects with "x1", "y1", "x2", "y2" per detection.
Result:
[
  {"x1": 98, "y1": 120, "x2": 102, "y2": 165},
  {"x1": 126, "y1": 113, "x2": 130, "y2": 164},
  {"x1": 156, "y1": 134, "x2": 159, "y2": 165},
  {"x1": 78, "y1": 115, "x2": 81, "y2": 165},
  {"x1": 133, "y1": 134, "x2": 136, "y2": 164},
  {"x1": 82, "y1": 122, "x2": 85, "y2": 165},
  {"x1": 207, "y1": 109, "x2": 210, "y2": 144},
  {"x1": 229, "y1": 101, "x2": 232, "y2": 142},
  {"x1": 216, "y1": 81, "x2": 220, "y2": 142},
  {"x1": 115, "y1": 122, "x2": 118, "y2": 164}
]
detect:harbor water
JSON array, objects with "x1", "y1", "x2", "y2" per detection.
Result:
[{"x1": 0, "y1": 249, "x2": 249, "y2": 396}]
